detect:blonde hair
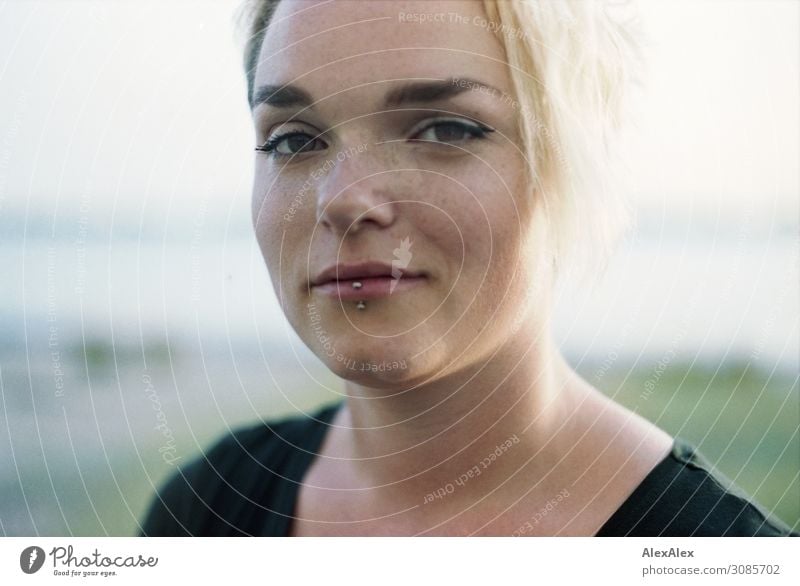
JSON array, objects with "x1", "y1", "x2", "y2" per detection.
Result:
[{"x1": 238, "y1": 0, "x2": 643, "y2": 284}]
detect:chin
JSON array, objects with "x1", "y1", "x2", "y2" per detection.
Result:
[
  {"x1": 313, "y1": 339, "x2": 422, "y2": 387},
  {"x1": 326, "y1": 355, "x2": 417, "y2": 388}
]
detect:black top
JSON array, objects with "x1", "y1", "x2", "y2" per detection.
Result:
[{"x1": 139, "y1": 402, "x2": 798, "y2": 537}]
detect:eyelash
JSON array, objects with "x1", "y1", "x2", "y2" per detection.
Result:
[{"x1": 254, "y1": 117, "x2": 494, "y2": 158}]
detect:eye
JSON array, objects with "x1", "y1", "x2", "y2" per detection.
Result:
[
  {"x1": 409, "y1": 117, "x2": 494, "y2": 145},
  {"x1": 255, "y1": 130, "x2": 327, "y2": 157}
]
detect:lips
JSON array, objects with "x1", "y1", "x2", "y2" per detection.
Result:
[
  {"x1": 310, "y1": 261, "x2": 426, "y2": 300},
  {"x1": 311, "y1": 261, "x2": 423, "y2": 286}
]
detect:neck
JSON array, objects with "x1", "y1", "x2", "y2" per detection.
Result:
[{"x1": 334, "y1": 324, "x2": 585, "y2": 508}]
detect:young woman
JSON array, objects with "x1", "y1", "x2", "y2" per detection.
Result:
[{"x1": 141, "y1": 0, "x2": 796, "y2": 536}]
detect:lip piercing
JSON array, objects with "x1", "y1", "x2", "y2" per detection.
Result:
[{"x1": 351, "y1": 282, "x2": 365, "y2": 309}]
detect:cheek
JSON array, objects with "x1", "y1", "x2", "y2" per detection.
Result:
[
  {"x1": 421, "y1": 164, "x2": 527, "y2": 282},
  {"x1": 251, "y1": 169, "x2": 308, "y2": 265}
]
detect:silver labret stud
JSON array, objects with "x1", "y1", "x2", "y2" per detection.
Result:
[{"x1": 352, "y1": 282, "x2": 365, "y2": 309}]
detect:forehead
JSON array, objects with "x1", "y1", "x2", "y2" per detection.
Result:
[{"x1": 255, "y1": 0, "x2": 512, "y2": 98}]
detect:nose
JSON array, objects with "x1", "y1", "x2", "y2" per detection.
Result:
[{"x1": 316, "y1": 144, "x2": 396, "y2": 237}]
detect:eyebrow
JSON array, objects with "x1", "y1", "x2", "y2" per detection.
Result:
[{"x1": 250, "y1": 77, "x2": 502, "y2": 111}]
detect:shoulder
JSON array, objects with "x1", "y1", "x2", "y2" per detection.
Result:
[
  {"x1": 138, "y1": 403, "x2": 340, "y2": 536},
  {"x1": 597, "y1": 438, "x2": 798, "y2": 537}
]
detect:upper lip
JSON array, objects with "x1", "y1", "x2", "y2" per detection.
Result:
[{"x1": 311, "y1": 261, "x2": 424, "y2": 286}]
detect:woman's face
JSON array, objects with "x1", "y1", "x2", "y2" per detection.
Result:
[{"x1": 251, "y1": 0, "x2": 549, "y2": 388}]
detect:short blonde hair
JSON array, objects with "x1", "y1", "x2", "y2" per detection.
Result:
[
  {"x1": 480, "y1": 1, "x2": 642, "y2": 284},
  {"x1": 238, "y1": 0, "x2": 642, "y2": 283}
]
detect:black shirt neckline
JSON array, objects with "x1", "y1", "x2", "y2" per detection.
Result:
[{"x1": 275, "y1": 402, "x2": 686, "y2": 537}]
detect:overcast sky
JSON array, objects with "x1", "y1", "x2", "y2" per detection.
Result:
[{"x1": 0, "y1": 0, "x2": 797, "y2": 231}]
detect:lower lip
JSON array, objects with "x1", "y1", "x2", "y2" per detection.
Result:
[{"x1": 312, "y1": 276, "x2": 426, "y2": 300}]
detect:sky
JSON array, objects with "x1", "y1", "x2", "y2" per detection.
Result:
[{"x1": 0, "y1": 0, "x2": 797, "y2": 234}]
